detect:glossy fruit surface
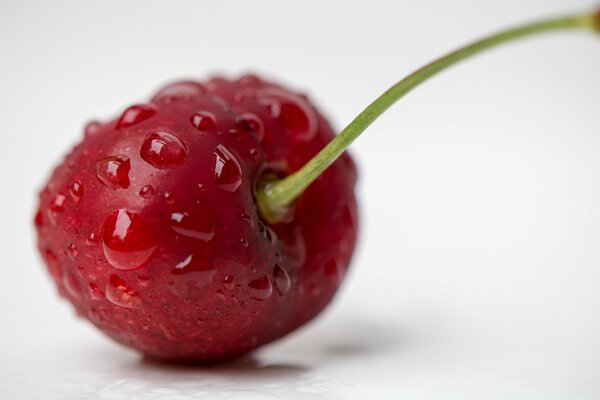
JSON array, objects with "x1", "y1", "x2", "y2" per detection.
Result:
[{"x1": 34, "y1": 75, "x2": 357, "y2": 361}]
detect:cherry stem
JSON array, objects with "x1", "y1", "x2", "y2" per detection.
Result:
[{"x1": 257, "y1": 11, "x2": 599, "y2": 223}]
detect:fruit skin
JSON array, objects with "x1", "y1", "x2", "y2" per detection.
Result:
[{"x1": 34, "y1": 75, "x2": 358, "y2": 362}]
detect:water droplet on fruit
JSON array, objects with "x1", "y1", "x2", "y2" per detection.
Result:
[
  {"x1": 213, "y1": 145, "x2": 242, "y2": 192},
  {"x1": 105, "y1": 274, "x2": 143, "y2": 309},
  {"x1": 240, "y1": 238, "x2": 249, "y2": 248},
  {"x1": 96, "y1": 155, "x2": 131, "y2": 190},
  {"x1": 68, "y1": 243, "x2": 78, "y2": 260},
  {"x1": 160, "y1": 192, "x2": 174, "y2": 204},
  {"x1": 88, "y1": 282, "x2": 104, "y2": 299},
  {"x1": 259, "y1": 89, "x2": 317, "y2": 141},
  {"x1": 153, "y1": 81, "x2": 206, "y2": 101},
  {"x1": 63, "y1": 272, "x2": 81, "y2": 298},
  {"x1": 241, "y1": 212, "x2": 253, "y2": 227},
  {"x1": 84, "y1": 121, "x2": 101, "y2": 136},
  {"x1": 174, "y1": 254, "x2": 193, "y2": 270},
  {"x1": 86, "y1": 232, "x2": 100, "y2": 245},
  {"x1": 273, "y1": 264, "x2": 291, "y2": 295},
  {"x1": 223, "y1": 275, "x2": 235, "y2": 291},
  {"x1": 116, "y1": 104, "x2": 156, "y2": 129},
  {"x1": 215, "y1": 289, "x2": 226, "y2": 300},
  {"x1": 34, "y1": 209, "x2": 43, "y2": 228},
  {"x1": 191, "y1": 111, "x2": 216, "y2": 131},
  {"x1": 101, "y1": 209, "x2": 157, "y2": 270},
  {"x1": 170, "y1": 212, "x2": 214, "y2": 242},
  {"x1": 235, "y1": 113, "x2": 265, "y2": 141},
  {"x1": 139, "y1": 185, "x2": 154, "y2": 199},
  {"x1": 140, "y1": 131, "x2": 186, "y2": 169},
  {"x1": 248, "y1": 276, "x2": 273, "y2": 301},
  {"x1": 50, "y1": 193, "x2": 67, "y2": 213},
  {"x1": 249, "y1": 148, "x2": 260, "y2": 160},
  {"x1": 69, "y1": 181, "x2": 84, "y2": 200}
]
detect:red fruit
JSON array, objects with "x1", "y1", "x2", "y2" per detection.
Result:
[{"x1": 35, "y1": 75, "x2": 357, "y2": 362}]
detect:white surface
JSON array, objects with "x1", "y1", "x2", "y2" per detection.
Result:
[{"x1": 2, "y1": 0, "x2": 600, "y2": 398}]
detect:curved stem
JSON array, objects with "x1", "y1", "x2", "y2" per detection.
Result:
[{"x1": 257, "y1": 11, "x2": 598, "y2": 223}]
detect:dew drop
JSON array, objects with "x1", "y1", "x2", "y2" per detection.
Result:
[
  {"x1": 162, "y1": 191, "x2": 175, "y2": 204},
  {"x1": 215, "y1": 289, "x2": 226, "y2": 300},
  {"x1": 170, "y1": 212, "x2": 214, "y2": 242},
  {"x1": 105, "y1": 274, "x2": 143, "y2": 309},
  {"x1": 235, "y1": 113, "x2": 264, "y2": 141},
  {"x1": 248, "y1": 276, "x2": 273, "y2": 301},
  {"x1": 273, "y1": 264, "x2": 291, "y2": 295},
  {"x1": 96, "y1": 155, "x2": 131, "y2": 190},
  {"x1": 50, "y1": 193, "x2": 67, "y2": 213},
  {"x1": 153, "y1": 81, "x2": 206, "y2": 102},
  {"x1": 116, "y1": 104, "x2": 156, "y2": 129},
  {"x1": 223, "y1": 275, "x2": 235, "y2": 291},
  {"x1": 69, "y1": 181, "x2": 84, "y2": 201},
  {"x1": 213, "y1": 145, "x2": 242, "y2": 192},
  {"x1": 241, "y1": 212, "x2": 253, "y2": 227},
  {"x1": 139, "y1": 185, "x2": 154, "y2": 199},
  {"x1": 84, "y1": 121, "x2": 101, "y2": 136},
  {"x1": 63, "y1": 272, "x2": 81, "y2": 298},
  {"x1": 34, "y1": 209, "x2": 43, "y2": 228},
  {"x1": 88, "y1": 282, "x2": 104, "y2": 299},
  {"x1": 240, "y1": 238, "x2": 248, "y2": 248},
  {"x1": 68, "y1": 243, "x2": 78, "y2": 261},
  {"x1": 249, "y1": 148, "x2": 260, "y2": 160},
  {"x1": 140, "y1": 131, "x2": 186, "y2": 169},
  {"x1": 259, "y1": 89, "x2": 317, "y2": 141},
  {"x1": 86, "y1": 232, "x2": 100, "y2": 245},
  {"x1": 101, "y1": 209, "x2": 157, "y2": 270},
  {"x1": 190, "y1": 111, "x2": 216, "y2": 131}
]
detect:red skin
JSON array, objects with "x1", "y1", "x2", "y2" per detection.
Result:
[{"x1": 34, "y1": 75, "x2": 358, "y2": 362}]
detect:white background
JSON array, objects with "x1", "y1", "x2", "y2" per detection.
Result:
[{"x1": 2, "y1": 0, "x2": 600, "y2": 399}]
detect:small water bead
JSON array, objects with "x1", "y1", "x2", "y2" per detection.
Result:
[
  {"x1": 69, "y1": 181, "x2": 84, "y2": 201},
  {"x1": 213, "y1": 145, "x2": 242, "y2": 192},
  {"x1": 88, "y1": 282, "x2": 104, "y2": 299},
  {"x1": 116, "y1": 104, "x2": 156, "y2": 129},
  {"x1": 101, "y1": 209, "x2": 157, "y2": 271},
  {"x1": 223, "y1": 275, "x2": 235, "y2": 291},
  {"x1": 190, "y1": 111, "x2": 216, "y2": 131},
  {"x1": 96, "y1": 155, "x2": 131, "y2": 190},
  {"x1": 105, "y1": 274, "x2": 143, "y2": 309},
  {"x1": 235, "y1": 113, "x2": 265, "y2": 141},
  {"x1": 84, "y1": 121, "x2": 101, "y2": 136},
  {"x1": 215, "y1": 289, "x2": 226, "y2": 300},
  {"x1": 62, "y1": 272, "x2": 81, "y2": 298},
  {"x1": 272, "y1": 264, "x2": 291, "y2": 295},
  {"x1": 140, "y1": 131, "x2": 186, "y2": 169},
  {"x1": 259, "y1": 89, "x2": 317, "y2": 141},
  {"x1": 153, "y1": 81, "x2": 206, "y2": 102},
  {"x1": 248, "y1": 276, "x2": 273, "y2": 301},
  {"x1": 86, "y1": 232, "x2": 100, "y2": 245},
  {"x1": 170, "y1": 212, "x2": 215, "y2": 242},
  {"x1": 162, "y1": 192, "x2": 175, "y2": 204},
  {"x1": 34, "y1": 209, "x2": 43, "y2": 228},
  {"x1": 240, "y1": 238, "x2": 249, "y2": 248},
  {"x1": 249, "y1": 148, "x2": 260, "y2": 160},
  {"x1": 139, "y1": 185, "x2": 154, "y2": 199},
  {"x1": 50, "y1": 193, "x2": 67, "y2": 213},
  {"x1": 241, "y1": 212, "x2": 253, "y2": 227},
  {"x1": 68, "y1": 243, "x2": 78, "y2": 261}
]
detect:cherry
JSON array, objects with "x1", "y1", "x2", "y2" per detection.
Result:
[{"x1": 35, "y1": 10, "x2": 599, "y2": 362}]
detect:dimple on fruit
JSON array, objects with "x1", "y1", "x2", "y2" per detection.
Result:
[{"x1": 35, "y1": 10, "x2": 599, "y2": 362}]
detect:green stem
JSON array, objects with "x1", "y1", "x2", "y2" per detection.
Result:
[{"x1": 257, "y1": 11, "x2": 599, "y2": 223}]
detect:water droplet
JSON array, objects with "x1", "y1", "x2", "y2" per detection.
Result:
[
  {"x1": 162, "y1": 191, "x2": 175, "y2": 204},
  {"x1": 69, "y1": 181, "x2": 84, "y2": 201},
  {"x1": 249, "y1": 148, "x2": 260, "y2": 160},
  {"x1": 241, "y1": 212, "x2": 253, "y2": 227},
  {"x1": 197, "y1": 183, "x2": 206, "y2": 191},
  {"x1": 101, "y1": 209, "x2": 157, "y2": 270},
  {"x1": 139, "y1": 184, "x2": 154, "y2": 199},
  {"x1": 63, "y1": 272, "x2": 81, "y2": 298},
  {"x1": 213, "y1": 145, "x2": 242, "y2": 192},
  {"x1": 140, "y1": 131, "x2": 186, "y2": 169},
  {"x1": 34, "y1": 209, "x2": 43, "y2": 228},
  {"x1": 240, "y1": 238, "x2": 248, "y2": 248},
  {"x1": 273, "y1": 264, "x2": 291, "y2": 295},
  {"x1": 170, "y1": 212, "x2": 214, "y2": 242},
  {"x1": 259, "y1": 89, "x2": 317, "y2": 141},
  {"x1": 50, "y1": 193, "x2": 67, "y2": 213},
  {"x1": 223, "y1": 275, "x2": 235, "y2": 290},
  {"x1": 105, "y1": 274, "x2": 143, "y2": 309},
  {"x1": 190, "y1": 111, "x2": 216, "y2": 131},
  {"x1": 96, "y1": 155, "x2": 131, "y2": 190},
  {"x1": 116, "y1": 104, "x2": 156, "y2": 129},
  {"x1": 238, "y1": 74, "x2": 262, "y2": 86},
  {"x1": 89, "y1": 282, "x2": 104, "y2": 299},
  {"x1": 68, "y1": 243, "x2": 78, "y2": 260},
  {"x1": 248, "y1": 276, "x2": 273, "y2": 301},
  {"x1": 86, "y1": 232, "x2": 100, "y2": 245},
  {"x1": 215, "y1": 289, "x2": 226, "y2": 300},
  {"x1": 153, "y1": 81, "x2": 206, "y2": 101},
  {"x1": 84, "y1": 121, "x2": 101, "y2": 136},
  {"x1": 235, "y1": 113, "x2": 264, "y2": 141},
  {"x1": 174, "y1": 254, "x2": 193, "y2": 270}
]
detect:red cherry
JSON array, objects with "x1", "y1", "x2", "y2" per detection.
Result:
[{"x1": 35, "y1": 76, "x2": 357, "y2": 362}]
